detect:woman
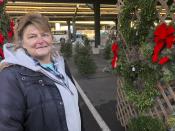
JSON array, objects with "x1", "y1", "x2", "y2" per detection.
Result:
[{"x1": 0, "y1": 13, "x2": 81, "y2": 131}]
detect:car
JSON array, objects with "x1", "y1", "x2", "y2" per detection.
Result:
[{"x1": 52, "y1": 30, "x2": 69, "y2": 43}]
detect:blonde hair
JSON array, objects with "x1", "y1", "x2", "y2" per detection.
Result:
[{"x1": 14, "y1": 13, "x2": 51, "y2": 49}]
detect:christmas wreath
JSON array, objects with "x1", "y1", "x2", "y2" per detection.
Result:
[
  {"x1": 112, "y1": 43, "x2": 161, "y2": 111},
  {"x1": 120, "y1": 61, "x2": 160, "y2": 111}
]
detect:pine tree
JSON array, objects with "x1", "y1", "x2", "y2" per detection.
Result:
[{"x1": 0, "y1": 0, "x2": 14, "y2": 60}]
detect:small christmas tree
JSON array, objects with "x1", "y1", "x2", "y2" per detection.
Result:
[{"x1": 0, "y1": 0, "x2": 14, "y2": 61}]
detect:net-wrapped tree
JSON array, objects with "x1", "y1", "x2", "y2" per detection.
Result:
[{"x1": 0, "y1": 0, "x2": 14, "y2": 61}]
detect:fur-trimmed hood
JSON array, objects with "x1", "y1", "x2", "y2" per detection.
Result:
[{"x1": 0, "y1": 62, "x2": 12, "y2": 71}]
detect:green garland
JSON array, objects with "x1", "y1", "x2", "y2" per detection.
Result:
[{"x1": 119, "y1": 0, "x2": 158, "y2": 46}]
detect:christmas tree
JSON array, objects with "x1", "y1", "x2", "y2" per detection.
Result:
[{"x1": 0, "y1": 0, "x2": 14, "y2": 60}]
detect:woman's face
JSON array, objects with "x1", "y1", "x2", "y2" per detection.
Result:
[{"x1": 22, "y1": 24, "x2": 53, "y2": 63}]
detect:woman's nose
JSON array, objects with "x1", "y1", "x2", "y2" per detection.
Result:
[{"x1": 36, "y1": 35, "x2": 44, "y2": 43}]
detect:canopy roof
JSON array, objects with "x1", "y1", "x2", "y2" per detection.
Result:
[{"x1": 6, "y1": 0, "x2": 118, "y2": 29}]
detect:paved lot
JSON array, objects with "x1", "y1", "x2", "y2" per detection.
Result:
[{"x1": 67, "y1": 54, "x2": 125, "y2": 131}]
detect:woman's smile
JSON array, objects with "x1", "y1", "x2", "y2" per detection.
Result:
[{"x1": 35, "y1": 44, "x2": 50, "y2": 49}]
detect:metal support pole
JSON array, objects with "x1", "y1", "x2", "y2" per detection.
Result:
[{"x1": 94, "y1": 2, "x2": 100, "y2": 48}]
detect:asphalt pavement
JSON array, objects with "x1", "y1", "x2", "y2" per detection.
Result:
[{"x1": 66, "y1": 53, "x2": 125, "y2": 131}]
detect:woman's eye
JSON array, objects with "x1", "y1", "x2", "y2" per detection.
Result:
[
  {"x1": 42, "y1": 33, "x2": 49, "y2": 37},
  {"x1": 28, "y1": 35, "x2": 36, "y2": 38}
]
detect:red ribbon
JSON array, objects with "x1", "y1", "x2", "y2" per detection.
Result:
[
  {"x1": 8, "y1": 20, "x2": 14, "y2": 37},
  {"x1": 152, "y1": 23, "x2": 175, "y2": 64},
  {"x1": 0, "y1": 33, "x2": 4, "y2": 45},
  {"x1": 0, "y1": 48, "x2": 4, "y2": 59},
  {"x1": 8, "y1": 31, "x2": 13, "y2": 39},
  {"x1": 7, "y1": 19, "x2": 14, "y2": 41},
  {"x1": 0, "y1": 0, "x2": 4, "y2": 5},
  {"x1": 111, "y1": 42, "x2": 119, "y2": 68}
]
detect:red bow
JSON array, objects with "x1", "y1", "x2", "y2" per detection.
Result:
[
  {"x1": 8, "y1": 19, "x2": 14, "y2": 40},
  {"x1": 0, "y1": 48, "x2": 4, "y2": 59},
  {"x1": 111, "y1": 42, "x2": 119, "y2": 68},
  {"x1": 152, "y1": 23, "x2": 175, "y2": 64},
  {"x1": 0, "y1": 0, "x2": 4, "y2": 5},
  {"x1": 0, "y1": 33, "x2": 4, "y2": 45},
  {"x1": 8, "y1": 31, "x2": 13, "y2": 40}
]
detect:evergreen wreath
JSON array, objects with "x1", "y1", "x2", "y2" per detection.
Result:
[
  {"x1": 121, "y1": 61, "x2": 160, "y2": 111},
  {"x1": 113, "y1": 0, "x2": 163, "y2": 112}
]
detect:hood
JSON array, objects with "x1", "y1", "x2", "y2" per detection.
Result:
[
  {"x1": 1, "y1": 43, "x2": 65, "y2": 72},
  {"x1": 1, "y1": 43, "x2": 40, "y2": 71},
  {"x1": 1, "y1": 43, "x2": 73, "y2": 94},
  {"x1": 2, "y1": 43, "x2": 67, "y2": 80}
]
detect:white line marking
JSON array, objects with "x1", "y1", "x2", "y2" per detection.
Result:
[{"x1": 74, "y1": 79, "x2": 111, "y2": 131}]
